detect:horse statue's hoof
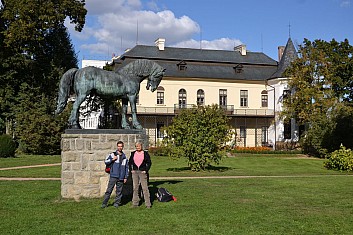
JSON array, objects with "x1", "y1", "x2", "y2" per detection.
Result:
[{"x1": 133, "y1": 124, "x2": 143, "y2": 129}]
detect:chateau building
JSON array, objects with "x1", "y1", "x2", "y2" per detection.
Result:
[{"x1": 77, "y1": 38, "x2": 297, "y2": 148}]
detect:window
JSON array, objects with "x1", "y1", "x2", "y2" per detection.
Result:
[
  {"x1": 178, "y1": 89, "x2": 187, "y2": 108},
  {"x1": 261, "y1": 126, "x2": 268, "y2": 145},
  {"x1": 197, "y1": 89, "x2": 205, "y2": 105},
  {"x1": 261, "y1": 90, "x2": 268, "y2": 107},
  {"x1": 157, "y1": 122, "x2": 164, "y2": 138},
  {"x1": 233, "y1": 64, "x2": 243, "y2": 73},
  {"x1": 157, "y1": 86, "x2": 164, "y2": 104},
  {"x1": 219, "y1": 89, "x2": 227, "y2": 107},
  {"x1": 240, "y1": 90, "x2": 248, "y2": 107},
  {"x1": 240, "y1": 126, "x2": 246, "y2": 138},
  {"x1": 177, "y1": 61, "x2": 187, "y2": 71},
  {"x1": 284, "y1": 119, "x2": 291, "y2": 139}
]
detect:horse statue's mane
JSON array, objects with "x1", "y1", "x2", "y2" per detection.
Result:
[
  {"x1": 118, "y1": 59, "x2": 155, "y2": 75},
  {"x1": 55, "y1": 59, "x2": 165, "y2": 129}
]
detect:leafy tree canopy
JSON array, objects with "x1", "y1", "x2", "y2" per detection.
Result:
[
  {"x1": 283, "y1": 38, "x2": 353, "y2": 125},
  {"x1": 0, "y1": 0, "x2": 87, "y2": 153},
  {"x1": 283, "y1": 38, "x2": 353, "y2": 156}
]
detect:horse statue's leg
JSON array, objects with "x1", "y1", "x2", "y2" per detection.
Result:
[
  {"x1": 128, "y1": 95, "x2": 143, "y2": 129},
  {"x1": 121, "y1": 98, "x2": 130, "y2": 129},
  {"x1": 68, "y1": 93, "x2": 87, "y2": 129}
]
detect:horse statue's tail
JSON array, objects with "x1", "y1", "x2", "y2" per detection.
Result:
[{"x1": 55, "y1": 68, "x2": 78, "y2": 115}]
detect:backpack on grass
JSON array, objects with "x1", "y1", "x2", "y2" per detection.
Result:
[{"x1": 156, "y1": 187, "x2": 176, "y2": 202}]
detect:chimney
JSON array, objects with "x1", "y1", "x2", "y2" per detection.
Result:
[
  {"x1": 234, "y1": 44, "x2": 246, "y2": 56},
  {"x1": 278, "y1": 46, "x2": 285, "y2": 61},
  {"x1": 155, "y1": 38, "x2": 166, "y2": 51}
]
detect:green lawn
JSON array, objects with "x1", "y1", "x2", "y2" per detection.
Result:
[
  {"x1": 0, "y1": 155, "x2": 61, "y2": 168},
  {"x1": 0, "y1": 155, "x2": 353, "y2": 234}
]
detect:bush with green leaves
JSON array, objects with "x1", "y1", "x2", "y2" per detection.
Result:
[
  {"x1": 0, "y1": 134, "x2": 17, "y2": 158},
  {"x1": 148, "y1": 146, "x2": 169, "y2": 156},
  {"x1": 324, "y1": 145, "x2": 353, "y2": 171},
  {"x1": 163, "y1": 105, "x2": 233, "y2": 171}
]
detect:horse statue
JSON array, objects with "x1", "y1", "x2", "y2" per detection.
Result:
[{"x1": 55, "y1": 59, "x2": 165, "y2": 129}]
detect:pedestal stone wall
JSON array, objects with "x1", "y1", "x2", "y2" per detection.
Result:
[{"x1": 61, "y1": 129, "x2": 148, "y2": 200}]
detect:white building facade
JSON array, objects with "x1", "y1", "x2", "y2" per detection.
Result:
[{"x1": 79, "y1": 38, "x2": 299, "y2": 148}]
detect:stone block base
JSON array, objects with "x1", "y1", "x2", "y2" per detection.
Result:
[{"x1": 61, "y1": 129, "x2": 147, "y2": 199}]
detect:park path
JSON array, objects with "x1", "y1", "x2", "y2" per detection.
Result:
[
  {"x1": 0, "y1": 163, "x2": 61, "y2": 181},
  {"x1": 0, "y1": 163, "x2": 352, "y2": 181},
  {"x1": 0, "y1": 163, "x2": 61, "y2": 171}
]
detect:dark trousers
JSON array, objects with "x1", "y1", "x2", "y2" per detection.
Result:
[{"x1": 102, "y1": 177, "x2": 124, "y2": 206}]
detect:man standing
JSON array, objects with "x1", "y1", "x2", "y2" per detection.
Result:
[{"x1": 101, "y1": 141, "x2": 129, "y2": 208}]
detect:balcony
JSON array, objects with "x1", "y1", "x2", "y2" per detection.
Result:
[{"x1": 127, "y1": 104, "x2": 274, "y2": 117}]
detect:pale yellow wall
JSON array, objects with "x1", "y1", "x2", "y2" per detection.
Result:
[{"x1": 137, "y1": 78, "x2": 268, "y2": 109}]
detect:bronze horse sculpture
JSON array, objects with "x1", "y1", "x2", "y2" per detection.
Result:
[{"x1": 55, "y1": 59, "x2": 165, "y2": 129}]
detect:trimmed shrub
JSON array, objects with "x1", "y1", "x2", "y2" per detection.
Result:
[
  {"x1": 324, "y1": 145, "x2": 353, "y2": 172},
  {"x1": 148, "y1": 146, "x2": 169, "y2": 156},
  {"x1": 163, "y1": 105, "x2": 233, "y2": 171},
  {"x1": 0, "y1": 134, "x2": 17, "y2": 158}
]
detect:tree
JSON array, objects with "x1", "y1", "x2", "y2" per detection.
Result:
[
  {"x1": 0, "y1": 0, "x2": 87, "y2": 152},
  {"x1": 14, "y1": 84, "x2": 70, "y2": 154},
  {"x1": 283, "y1": 39, "x2": 353, "y2": 156},
  {"x1": 163, "y1": 105, "x2": 233, "y2": 171}
]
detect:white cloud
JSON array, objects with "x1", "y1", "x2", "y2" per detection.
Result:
[
  {"x1": 68, "y1": 0, "x2": 242, "y2": 58},
  {"x1": 340, "y1": 0, "x2": 351, "y2": 7},
  {"x1": 172, "y1": 38, "x2": 243, "y2": 50}
]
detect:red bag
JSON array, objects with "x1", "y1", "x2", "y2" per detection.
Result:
[{"x1": 105, "y1": 162, "x2": 113, "y2": 174}]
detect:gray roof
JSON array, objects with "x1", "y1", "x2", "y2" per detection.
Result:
[
  {"x1": 113, "y1": 45, "x2": 279, "y2": 81},
  {"x1": 153, "y1": 61, "x2": 277, "y2": 81},
  {"x1": 120, "y1": 45, "x2": 277, "y2": 65},
  {"x1": 270, "y1": 38, "x2": 298, "y2": 78}
]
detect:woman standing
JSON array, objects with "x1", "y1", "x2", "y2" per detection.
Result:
[{"x1": 129, "y1": 142, "x2": 152, "y2": 208}]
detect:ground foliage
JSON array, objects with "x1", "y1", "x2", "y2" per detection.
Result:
[
  {"x1": 163, "y1": 105, "x2": 233, "y2": 171},
  {"x1": 324, "y1": 144, "x2": 353, "y2": 172},
  {"x1": 0, "y1": 134, "x2": 16, "y2": 157}
]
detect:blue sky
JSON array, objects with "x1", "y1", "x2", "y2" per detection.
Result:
[{"x1": 66, "y1": 0, "x2": 353, "y2": 65}]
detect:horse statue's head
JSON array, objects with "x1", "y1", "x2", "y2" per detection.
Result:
[
  {"x1": 146, "y1": 62, "x2": 165, "y2": 92},
  {"x1": 119, "y1": 59, "x2": 165, "y2": 92}
]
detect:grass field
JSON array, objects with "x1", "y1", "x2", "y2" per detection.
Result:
[{"x1": 1, "y1": 154, "x2": 353, "y2": 234}]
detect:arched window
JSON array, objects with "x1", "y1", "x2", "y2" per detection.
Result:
[
  {"x1": 157, "y1": 86, "x2": 164, "y2": 104},
  {"x1": 261, "y1": 90, "x2": 268, "y2": 107},
  {"x1": 197, "y1": 89, "x2": 205, "y2": 105},
  {"x1": 178, "y1": 89, "x2": 187, "y2": 108}
]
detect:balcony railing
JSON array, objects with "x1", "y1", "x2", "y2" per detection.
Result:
[
  {"x1": 127, "y1": 104, "x2": 274, "y2": 117},
  {"x1": 233, "y1": 109, "x2": 274, "y2": 116},
  {"x1": 134, "y1": 106, "x2": 175, "y2": 114}
]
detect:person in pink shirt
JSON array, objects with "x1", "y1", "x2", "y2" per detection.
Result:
[{"x1": 129, "y1": 142, "x2": 152, "y2": 208}]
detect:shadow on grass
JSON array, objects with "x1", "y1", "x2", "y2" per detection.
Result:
[{"x1": 167, "y1": 165, "x2": 232, "y2": 172}]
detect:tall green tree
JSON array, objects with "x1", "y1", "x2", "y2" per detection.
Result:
[
  {"x1": 0, "y1": 0, "x2": 87, "y2": 153},
  {"x1": 283, "y1": 39, "x2": 353, "y2": 156},
  {"x1": 163, "y1": 105, "x2": 233, "y2": 171}
]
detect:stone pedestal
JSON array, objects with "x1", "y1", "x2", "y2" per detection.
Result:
[{"x1": 61, "y1": 129, "x2": 147, "y2": 200}]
